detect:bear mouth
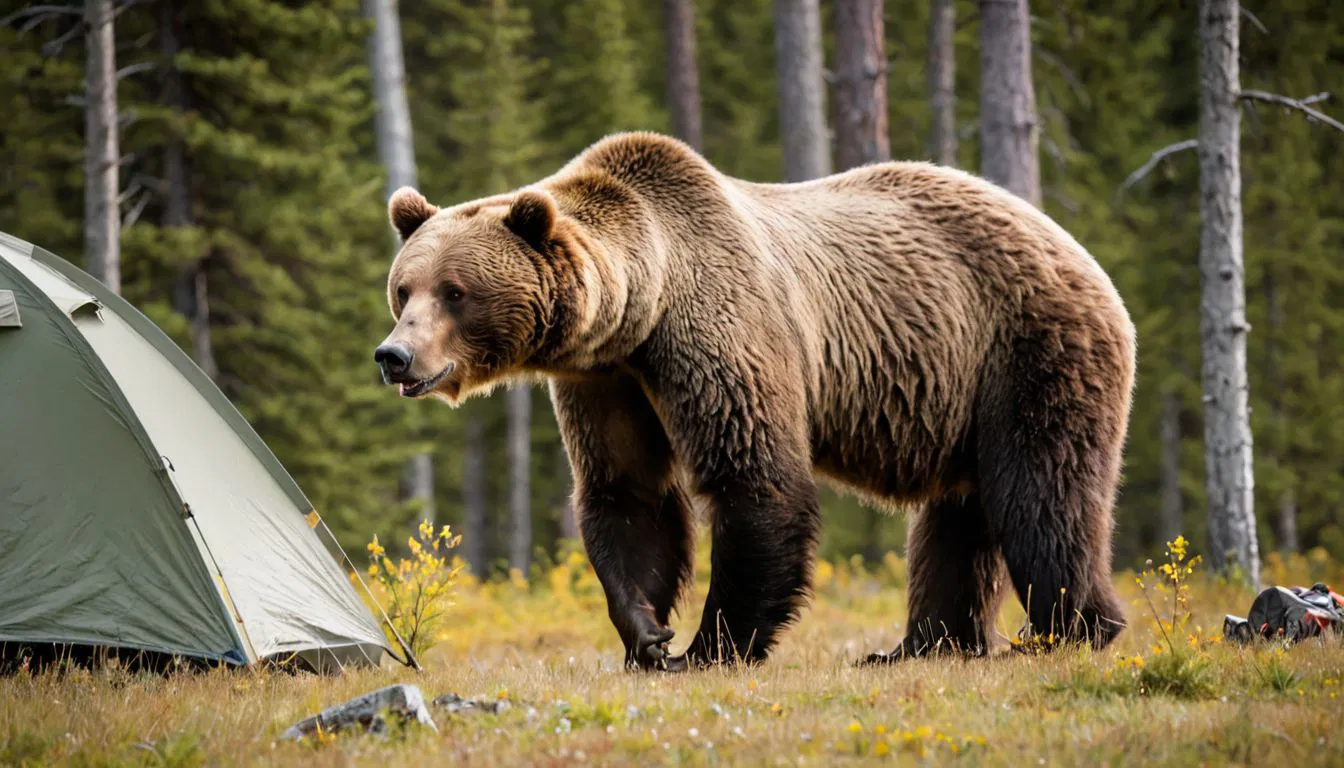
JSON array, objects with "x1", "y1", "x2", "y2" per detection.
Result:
[{"x1": 398, "y1": 363, "x2": 455, "y2": 398}]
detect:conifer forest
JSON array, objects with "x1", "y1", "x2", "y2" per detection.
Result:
[{"x1": 3, "y1": 0, "x2": 1343, "y2": 581}]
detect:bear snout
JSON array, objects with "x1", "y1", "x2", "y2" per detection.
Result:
[{"x1": 373, "y1": 342, "x2": 414, "y2": 384}]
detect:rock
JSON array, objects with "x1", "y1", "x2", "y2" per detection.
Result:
[{"x1": 281, "y1": 684, "x2": 437, "y2": 741}]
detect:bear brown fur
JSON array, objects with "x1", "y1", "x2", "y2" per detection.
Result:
[{"x1": 375, "y1": 131, "x2": 1136, "y2": 671}]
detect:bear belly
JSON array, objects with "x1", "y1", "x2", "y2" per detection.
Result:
[{"x1": 807, "y1": 404, "x2": 975, "y2": 507}]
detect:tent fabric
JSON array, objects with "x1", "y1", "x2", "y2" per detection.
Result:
[
  {"x1": 0, "y1": 249, "x2": 242, "y2": 662},
  {"x1": 0, "y1": 231, "x2": 389, "y2": 668},
  {"x1": 0, "y1": 290, "x2": 19, "y2": 327}
]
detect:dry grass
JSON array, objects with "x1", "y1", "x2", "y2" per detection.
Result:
[{"x1": 5, "y1": 546, "x2": 1344, "y2": 766}]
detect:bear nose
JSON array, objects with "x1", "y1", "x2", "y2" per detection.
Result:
[{"x1": 374, "y1": 343, "x2": 413, "y2": 381}]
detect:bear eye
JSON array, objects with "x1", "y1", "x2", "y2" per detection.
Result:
[
  {"x1": 395, "y1": 286, "x2": 410, "y2": 307},
  {"x1": 440, "y1": 284, "x2": 465, "y2": 303}
]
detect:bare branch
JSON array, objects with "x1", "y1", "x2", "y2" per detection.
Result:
[
  {"x1": 122, "y1": 188, "x2": 153, "y2": 231},
  {"x1": 1240, "y1": 5, "x2": 1268, "y2": 35},
  {"x1": 116, "y1": 178, "x2": 142, "y2": 205},
  {"x1": 1240, "y1": 90, "x2": 1344, "y2": 133},
  {"x1": 1116, "y1": 139, "x2": 1199, "y2": 201},
  {"x1": 1, "y1": 5, "x2": 81, "y2": 29},
  {"x1": 39, "y1": 22, "x2": 81, "y2": 57},
  {"x1": 113, "y1": 0, "x2": 152, "y2": 18},
  {"x1": 115, "y1": 61, "x2": 156, "y2": 80},
  {"x1": 1034, "y1": 46, "x2": 1087, "y2": 103}
]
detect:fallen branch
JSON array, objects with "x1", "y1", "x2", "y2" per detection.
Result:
[
  {"x1": 1116, "y1": 139, "x2": 1199, "y2": 200},
  {"x1": 1240, "y1": 90, "x2": 1344, "y2": 133}
]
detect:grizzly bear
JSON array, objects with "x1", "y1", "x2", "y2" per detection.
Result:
[{"x1": 374, "y1": 131, "x2": 1135, "y2": 671}]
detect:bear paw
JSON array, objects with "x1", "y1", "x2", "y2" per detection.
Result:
[{"x1": 626, "y1": 625, "x2": 679, "y2": 672}]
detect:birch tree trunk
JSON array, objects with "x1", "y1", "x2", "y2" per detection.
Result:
[
  {"x1": 161, "y1": 2, "x2": 218, "y2": 380},
  {"x1": 1159, "y1": 387, "x2": 1184, "y2": 544},
  {"x1": 1198, "y1": 0, "x2": 1258, "y2": 587},
  {"x1": 366, "y1": 0, "x2": 417, "y2": 196},
  {"x1": 507, "y1": 386, "x2": 532, "y2": 572},
  {"x1": 928, "y1": 0, "x2": 957, "y2": 166},
  {"x1": 84, "y1": 0, "x2": 120, "y2": 293},
  {"x1": 833, "y1": 0, "x2": 889, "y2": 170},
  {"x1": 462, "y1": 412, "x2": 489, "y2": 575},
  {"x1": 663, "y1": 0, "x2": 703, "y2": 152},
  {"x1": 978, "y1": 0, "x2": 1040, "y2": 206},
  {"x1": 773, "y1": 0, "x2": 831, "y2": 181},
  {"x1": 365, "y1": 0, "x2": 436, "y2": 524}
]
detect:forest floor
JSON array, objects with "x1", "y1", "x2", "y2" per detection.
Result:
[{"x1": 4, "y1": 545, "x2": 1344, "y2": 766}]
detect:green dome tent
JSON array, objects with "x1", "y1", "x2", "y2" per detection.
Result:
[{"x1": 0, "y1": 231, "x2": 410, "y2": 672}]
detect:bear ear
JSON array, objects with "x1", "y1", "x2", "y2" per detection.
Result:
[
  {"x1": 388, "y1": 186, "x2": 439, "y2": 242},
  {"x1": 503, "y1": 189, "x2": 557, "y2": 252}
]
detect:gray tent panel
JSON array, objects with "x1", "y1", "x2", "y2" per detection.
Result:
[{"x1": 0, "y1": 244, "x2": 243, "y2": 662}]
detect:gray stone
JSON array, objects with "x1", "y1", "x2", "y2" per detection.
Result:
[{"x1": 281, "y1": 684, "x2": 437, "y2": 741}]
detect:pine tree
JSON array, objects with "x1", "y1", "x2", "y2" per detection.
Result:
[
  {"x1": 534, "y1": 0, "x2": 658, "y2": 164},
  {"x1": 121, "y1": 0, "x2": 420, "y2": 551}
]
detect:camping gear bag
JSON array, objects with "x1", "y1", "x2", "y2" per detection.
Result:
[{"x1": 1224, "y1": 583, "x2": 1344, "y2": 644}]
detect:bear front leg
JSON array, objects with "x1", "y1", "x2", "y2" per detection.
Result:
[{"x1": 550, "y1": 376, "x2": 695, "y2": 671}]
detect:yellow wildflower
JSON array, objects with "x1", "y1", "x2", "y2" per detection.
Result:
[{"x1": 847, "y1": 721, "x2": 862, "y2": 734}]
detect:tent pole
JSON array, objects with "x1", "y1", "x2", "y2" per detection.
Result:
[{"x1": 315, "y1": 515, "x2": 422, "y2": 672}]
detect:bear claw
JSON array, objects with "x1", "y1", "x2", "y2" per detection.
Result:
[{"x1": 628, "y1": 626, "x2": 678, "y2": 671}]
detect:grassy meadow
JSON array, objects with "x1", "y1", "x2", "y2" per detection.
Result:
[{"x1": 4, "y1": 540, "x2": 1344, "y2": 767}]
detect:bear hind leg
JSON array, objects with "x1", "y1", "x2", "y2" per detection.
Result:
[{"x1": 978, "y1": 395, "x2": 1128, "y2": 650}]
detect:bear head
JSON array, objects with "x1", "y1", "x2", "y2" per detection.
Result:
[{"x1": 375, "y1": 185, "x2": 573, "y2": 405}]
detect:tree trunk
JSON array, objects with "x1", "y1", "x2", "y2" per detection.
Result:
[
  {"x1": 559, "y1": 496, "x2": 579, "y2": 540},
  {"x1": 978, "y1": 0, "x2": 1040, "y2": 206},
  {"x1": 927, "y1": 0, "x2": 957, "y2": 166},
  {"x1": 558, "y1": 444, "x2": 579, "y2": 540},
  {"x1": 833, "y1": 0, "x2": 889, "y2": 170},
  {"x1": 773, "y1": 0, "x2": 831, "y2": 181},
  {"x1": 462, "y1": 412, "x2": 488, "y2": 575},
  {"x1": 1159, "y1": 386, "x2": 1184, "y2": 544},
  {"x1": 84, "y1": 0, "x2": 120, "y2": 293},
  {"x1": 160, "y1": 2, "x2": 218, "y2": 380},
  {"x1": 507, "y1": 386, "x2": 532, "y2": 573},
  {"x1": 1277, "y1": 489, "x2": 1298, "y2": 553},
  {"x1": 1198, "y1": 0, "x2": 1258, "y2": 587},
  {"x1": 366, "y1": 0, "x2": 417, "y2": 195},
  {"x1": 365, "y1": 0, "x2": 435, "y2": 524},
  {"x1": 663, "y1": 0, "x2": 703, "y2": 152},
  {"x1": 1263, "y1": 267, "x2": 1297, "y2": 553}
]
